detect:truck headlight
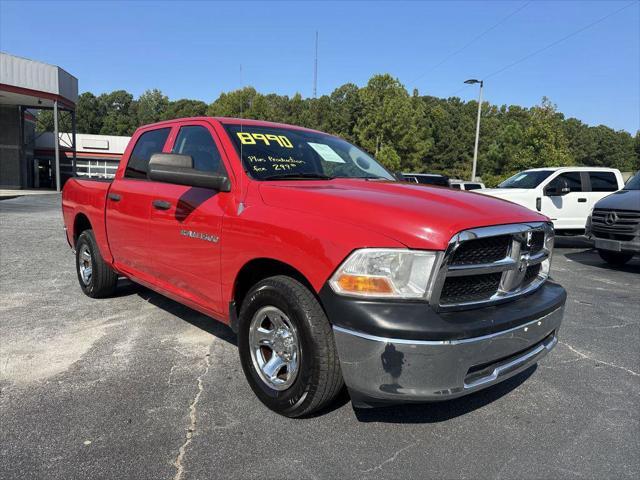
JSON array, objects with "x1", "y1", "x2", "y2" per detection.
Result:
[
  {"x1": 540, "y1": 227, "x2": 555, "y2": 278},
  {"x1": 329, "y1": 249, "x2": 441, "y2": 299}
]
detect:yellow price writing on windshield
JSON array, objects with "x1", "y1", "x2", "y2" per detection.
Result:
[{"x1": 237, "y1": 132, "x2": 293, "y2": 148}]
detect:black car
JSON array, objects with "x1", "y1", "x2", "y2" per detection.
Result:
[
  {"x1": 586, "y1": 172, "x2": 640, "y2": 266},
  {"x1": 400, "y1": 172, "x2": 450, "y2": 187}
]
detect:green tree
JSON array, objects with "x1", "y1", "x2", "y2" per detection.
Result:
[
  {"x1": 377, "y1": 144, "x2": 401, "y2": 171},
  {"x1": 76, "y1": 92, "x2": 104, "y2": 134},
  {"x1": 58, "y1": 75, "x2": 635, "y2": 179},
  {"x1": 136, "y1": 89, "x2": 169, "y2": 125},
  {"x1": 208, "y1": 87, "x2": 265, "y2": 118},
  {"x1": 163, "y1": 99, "x2": 208, "y2": 119},
  {"x1": 324, "y1": 83, "x2": 362, "y2": 142},
  {"x1": 355, "y1": 74, "x2": 414, "y2": 161},
  {"x1": 35, "y1": 109, "x2": 72, "y2": 133},
  {"x1": 99, "y1": 90, "x2": 137, "y2": 135},
  {"x1": 510, "y1": 97, "x2": 573, "y2": 173}
]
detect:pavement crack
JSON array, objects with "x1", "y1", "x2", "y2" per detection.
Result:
[
  {"x1": 167, "y1": 365, "x2": 178, "y2": 386},
  {"x1": 559, "y1": 341, "x2": 639, "y2": 377},
  {"x1": 172, "y1": 345, "x2": 212, "y2": 480},
  {"x1": 360, "y1": 442, "x2": 417, "y2": 474}
]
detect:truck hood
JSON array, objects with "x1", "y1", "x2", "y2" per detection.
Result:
[
  {"x1": 259, "y1": 179, "x2": 546, "y2": 250},
  {"x1": 594, "y1": 189, "x2": 640, "y2": 210}
]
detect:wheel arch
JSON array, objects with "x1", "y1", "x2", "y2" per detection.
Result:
[
  {"x1": 230, "y1": 257, "x2": 317, "y2": 332},
  {"x1": 73, "y1": 213, "x2": 92, "y2": 244}
]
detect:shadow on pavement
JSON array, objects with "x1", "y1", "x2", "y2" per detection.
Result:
[
  {"x1": 111, "y1": 278, "x2": 238, "y2": 346},
  {"x1": 554, "y1": 235, "x2": 593, "y2": 249},
  {"x1": 353, "y1": 366, "x2": 536, "y2": 424},
  {"x1": 564, "y1": 250, "x2": 640, "y2": 273}
]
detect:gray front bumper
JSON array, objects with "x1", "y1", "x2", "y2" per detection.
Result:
[{"x1": 333, "y1": 306, "x2": 564, "y2": 407}]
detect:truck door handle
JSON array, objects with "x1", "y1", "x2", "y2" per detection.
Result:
[
  {"x1": 152, "y1": 200, "x2": 172, "y2": 211},
  {"x1": 578, "y1": 198, "x2": 587, "y2": 203},
  {"x1": 108, "y1": 193, "x2": 121, "y2": 202}
]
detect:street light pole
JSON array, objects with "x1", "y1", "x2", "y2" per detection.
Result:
[
  {"x1": 53, "y1": 100, "x2": 61, "y2": 192},
  {"x1": 464, "y1": 79, "x2": 483, "y2": 182}
]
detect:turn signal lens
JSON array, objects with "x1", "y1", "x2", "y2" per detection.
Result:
[
  {"x1": 336, "y1": 275, "x2": 394, "y2": 294},
  {"x1": 329, "y1": 248, "x2": 441, "y2": 299}
]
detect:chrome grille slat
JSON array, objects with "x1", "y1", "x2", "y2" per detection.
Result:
[
  {"x1": 447, "y1": 257, "x2": 517, "y2": 277},
  {"x1": 430, "y1": 222, "x2": 553, "y2": 311}
]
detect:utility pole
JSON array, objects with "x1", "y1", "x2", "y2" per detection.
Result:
[
  {"x1": 313, "y1": 31, "x2": 318, "y2": 98},
  {"x1": 464, "y1": 79, "x2": 483, "y2": 181},
  {"x1": 53, "y1": 100, "x2": 61, "y2": 192}
]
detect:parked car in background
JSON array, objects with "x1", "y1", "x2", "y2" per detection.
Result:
[
  {"x1": 477, "y1": 167, "x2": 625, "y2": 233},
  {"x1": 62, "y1": 117, "x2": 566, "y2": 417},
  {"x1": 449, "y1": 180, "x2": 485, "y2": 191},
  {"x1": 401, "y1": 172, "x2": 450, "y2": 187},
  {"x1": 586, "y1": 171, "x2": 640, "y2": 265}
]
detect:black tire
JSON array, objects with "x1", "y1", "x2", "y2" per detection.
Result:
[
  {"x1": 597, "y1": 249, "x2": 633, "y2": 266},
  {"x1": 75, "y1": 230, "x2": 118, "y2": 298},
  {"x1": 238, "y1": 275, "x2": 343, "y2": 417}
]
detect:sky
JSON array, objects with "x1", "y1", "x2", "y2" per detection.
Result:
[{"x1": 1, "y1": 0, "x2": 638, "y2": 133}]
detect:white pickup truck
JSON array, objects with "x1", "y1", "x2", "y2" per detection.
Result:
[{"x1": 478, "y1": 167, "x2": 625, "y2": 232}]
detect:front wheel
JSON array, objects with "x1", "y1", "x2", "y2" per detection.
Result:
[
  {"x1": 237, "y1": 276, "x2": 343, "y2": 417},
  {"x1": 597, "y1": 249, "x2": 633, "y2": 266}
]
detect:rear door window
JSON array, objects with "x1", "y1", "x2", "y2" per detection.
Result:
[
  {"x1": 125, "y1": 128, "x2": 171, "y2": 179},
  {"x1": 589, "y1": 171, "x2": 618, "y2": 192}
]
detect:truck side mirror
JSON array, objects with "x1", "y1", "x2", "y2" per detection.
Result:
[
  {"x1": 544, "y1": 178, "x2": 570, "y2": 197},
  {"x1": 147, "y1": 153, "x2": 231, "y2": 192}
]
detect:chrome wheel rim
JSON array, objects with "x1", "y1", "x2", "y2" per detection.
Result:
[
  {"x1": 79, "y1": 244, "x2": 92, "y2": 286},
  {"x1": 249, "y1": 306, "x2": 300, "y2": 391}
]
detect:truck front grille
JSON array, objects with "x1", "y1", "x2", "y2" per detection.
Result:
[
  {"x1": 431, "y1": 222, "x2": 554, "y2": 310},
  {"x1": 591, "y1": 209, "x2": 640, "y2": 241},
  {"x1": 440, "y1": 272, "x2": 503, "y2": 305},
  {"x1": 450, "y1": 235, "x2": 511, "y2": 265}
]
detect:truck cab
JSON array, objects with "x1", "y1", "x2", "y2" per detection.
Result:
[{"x1": 478, "y1": 167, "x2": 624, "y2": 233}]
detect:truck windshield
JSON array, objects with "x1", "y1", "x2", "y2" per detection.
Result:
[
  {"x1": 624, "y1": 173, "x2": 640, "y2": 190},
  {"x1": 224, "y1": 124, "x2": 394, "y2": 181},
  {"x1": 498, "y1": 170, "x2": 553, "y2": 189}
]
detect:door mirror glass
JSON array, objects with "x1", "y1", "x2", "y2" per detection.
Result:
[{"x1": 147, "y1": 153, "x2": 231, "y2": 191}]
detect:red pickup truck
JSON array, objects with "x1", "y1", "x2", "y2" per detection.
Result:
[{"x1": 62, "y1": 117, "x2": 566, "y2": 417}]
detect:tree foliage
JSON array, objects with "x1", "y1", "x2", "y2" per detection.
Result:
[{"x1": 49, "y1": 73, "x2": 638, "y2": 184}]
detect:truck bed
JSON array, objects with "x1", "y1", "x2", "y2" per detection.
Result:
[{"x1": 61, "y1": 177, "x2": 112, "y2": 262}]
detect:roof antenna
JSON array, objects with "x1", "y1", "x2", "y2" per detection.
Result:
[
  {"x1": 313, "y1": 31, "x2": 318, "y2": 98},
  {"x1": 239, "y1": 63, "x2": 244, "y2": 119},
  {"x1": 238, "y1": 62, "x2": 248, "y2": 212}
]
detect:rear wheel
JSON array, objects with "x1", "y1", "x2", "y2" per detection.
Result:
[
  {"x1": 238, "y1": 275, "x2": 343, "y2": 417},
  {"x1": 75, "y1": 230, "x2": 118, "y2": 298},
  {"x1": 597, "y1": 249, "x2": 633, "y2": 266}
]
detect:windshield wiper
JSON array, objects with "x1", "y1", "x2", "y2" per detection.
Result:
[
  {"x1": 333, "y1": 175, "x2": 388, "y2": 180},
  {"x1": 262, "y1": 172, "x2": 334, "y2": 181}
]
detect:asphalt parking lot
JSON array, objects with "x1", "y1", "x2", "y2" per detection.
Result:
[{"x1": 1, "y1": 193, "x2": 638, "y2": 480}]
